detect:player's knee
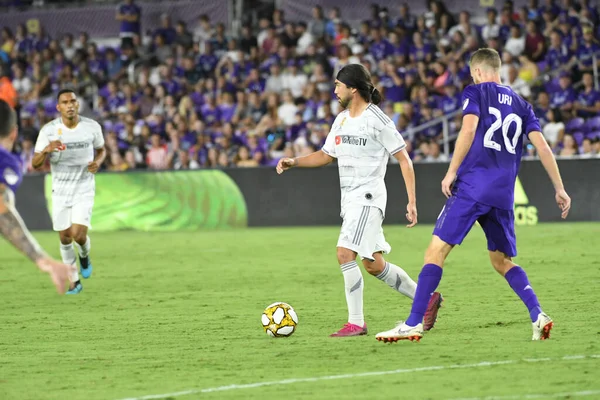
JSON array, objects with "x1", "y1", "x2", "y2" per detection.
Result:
[
  {"x1": 59, "y1": 230, "x2": 72, "y2": 245},
  {"x1": 73, "y1": 230, "x2": 86, "y2": 245},
  {"x1": 337, "y1": 247, "x2": 356, "y2": 265},
  {"x1": 362, "y1": 258, "x2": 384, "y2": 275}
]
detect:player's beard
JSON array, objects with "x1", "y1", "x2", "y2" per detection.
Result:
[{"x1": 338, "y1": 94, "x2": 351, "y2": 109}]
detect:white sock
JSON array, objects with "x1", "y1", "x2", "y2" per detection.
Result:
[
  {"x1": 341, "y1": 261, "x2": 364, "y2": 326},
  {"x1": 74, "y1": 236, "x2": 91, "y2": 258},
  {"x1": 375, "y1": 262, "x2": 417, "y2": 299},
  {"x1": 60, "y1": 242, "x2": 79, "y2": 282}
]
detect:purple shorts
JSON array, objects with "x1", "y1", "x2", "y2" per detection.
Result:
[{"x1": 433, "y1": 191, "x2": 517, "y2": 257}]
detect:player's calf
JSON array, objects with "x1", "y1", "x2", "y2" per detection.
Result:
[
  {"x1": 490, "y1": 251, "x2": 517, "y2": 275},
  {"x1": 423, "y1": 236, "x2": 453, "y2": 268},
  {"x1": 337, "y1": 247, "x2": 364, "y2": 329},
  {"x1": 367, "y1": 256, "x2": 417, "y2": 299}
]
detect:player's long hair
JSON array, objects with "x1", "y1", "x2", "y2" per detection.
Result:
[{"x1": 336, "y1": 64, "x2": 383, "y2": 105}]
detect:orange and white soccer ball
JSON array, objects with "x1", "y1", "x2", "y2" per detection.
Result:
[{"x1": 261, "y1": 302, "x2": 298, "y2": 337}]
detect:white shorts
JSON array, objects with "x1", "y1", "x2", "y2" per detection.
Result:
[
  {"x1": 337, "y1": 206, "x2": 392, "y2": 261},
  {"x1": 52, "y1": 196, "x2": 94, "y2": 232}
]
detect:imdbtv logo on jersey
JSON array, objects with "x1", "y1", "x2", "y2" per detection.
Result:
[{"x1": 335, "y1": 135, "x2": 368, "y2": 146}]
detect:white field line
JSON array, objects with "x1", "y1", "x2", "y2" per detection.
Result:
[{"x1": 116, "y1": 354, "x2": 600, "y2": 400}]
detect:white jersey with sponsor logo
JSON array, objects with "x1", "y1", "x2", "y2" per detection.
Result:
[
  {"x1": 34, "y1": 116, "x2": 104, "y2": 200},
  {"x1": 321, "y1": 103, "x2": 406, "y2": 216}
]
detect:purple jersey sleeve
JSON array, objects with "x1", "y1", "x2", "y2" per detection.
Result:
[
  {"x1": 0, "y1": 149, "x2": 23, "y2": 196},
  {"x1": 461, "y1": 86, "x2": 481, "y2": 117}
]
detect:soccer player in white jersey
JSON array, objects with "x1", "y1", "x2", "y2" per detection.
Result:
[
  {"x1": 0, "y1": 99, "x2": 75, "y2": 295},
  {"x1": 32, "y1": 89, "x2": 106, "y2": 295},
  {"x1": 277, "y1": 64, "x2": 442, "y2": 337}
]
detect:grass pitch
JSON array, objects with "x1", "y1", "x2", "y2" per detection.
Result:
[{"x1": 1, "y1": 223, "x2": 599, "y2": 400}]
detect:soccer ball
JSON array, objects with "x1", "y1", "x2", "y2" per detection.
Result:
[{"x1": 261, "y1": 302, "x2": 298, "y2": 337}]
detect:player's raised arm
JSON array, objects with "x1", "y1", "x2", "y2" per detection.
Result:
[
  {"x1": 31, "y1": 128, "x2": 65, "y2": 170},
  {"x1": 276, "y1": 149, "x2": 333, "y2": 174},
  {"x1": 276, "y1": 127, "x2": 336, "y2": 174},
  {"x1": 528, "y1": 131, "x2": 571, "y2": 219}
]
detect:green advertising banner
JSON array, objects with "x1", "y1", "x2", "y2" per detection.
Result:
[{"x1": 44, "y1": 170, "x2": 248, "y2": 232}]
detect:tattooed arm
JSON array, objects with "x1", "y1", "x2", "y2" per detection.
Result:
[
  {"x1": 0, "y1": 183, "x2": 73, "y2": 294},
  {"x1": 0, "y1": 183, "x2": 45, "y2": 262}
]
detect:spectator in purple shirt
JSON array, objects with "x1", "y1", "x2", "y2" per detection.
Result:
[
  {"x1": 437, "y1": 83, "x2": 461, "y2": 116},
  {"x1": 86, "y1": 44, "x2": 107, "y2": 83},
  {"x1": 201, "y1": 96, "x2": 221, "y2": 127},
  {"x1": 574, "y1": 72, "x2": 600, "y2": 118},
  {"x1": 535, "y1": 91, "x2": 551, "y2": 126},
  {"x1": 244, "y1": 68, "x2": 266, "y2": 94},
  {"x1": 116, "y1": 0, "x2": 141, "y2": 48},
  {"x1": 218, "y1": 92, "x2": 237, "y2": 123},
  {"x1": 380, "y1": 62, "x2": 407, "y2": 103},
  {"x1": 545, "y1": 31, "x2": 570, "y2": 72},
  {"x1": 575, "y1": 25, "x2": 600, "y2": 74},
  {"x1": 106, "y1": 81, "x2": 126, "y2": 116},
  {"x1": 551, "y1": 72, "x2": 577, "y2": 115},
  {"x1": 409, "y1": 32, "x2": 433, "y2": 64},
  {"x1": 154, "y1": 14, "x2": 177, "y2": 45},
  {"x1": 395, "y1": 3, "x2": 417, "y2": 33},
  {"x1": 369, "y1": 27, "x2": 394, "y2": 62}
]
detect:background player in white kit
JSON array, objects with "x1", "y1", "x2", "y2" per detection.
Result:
[
  {"x1": 32, "y1": 89, "x2": 106, "y2": 295},
  {"x1": 277, "y1": 64, "x2": 442, "y2": 337}
]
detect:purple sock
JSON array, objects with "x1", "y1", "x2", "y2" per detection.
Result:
[
  {"x1": 505, "y1": 266, "x2": 542, "y2": 322},
  {"x1": 406, "y1": 264, "x2": 443, "y2": 326}
]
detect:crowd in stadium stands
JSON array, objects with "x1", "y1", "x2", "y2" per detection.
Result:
[{"x1": 1, "y1": 0, "x2": 600, "y2": 174}]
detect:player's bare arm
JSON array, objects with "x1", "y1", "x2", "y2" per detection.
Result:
[
  {"x1": 32, "y1": 140, "x2": 65, "y2": 170},
  {"x1": 0, "y1": 183, "x2": 45, "y2": 262},
  {"x1": 88, "y1": 146, "x2": 106, "y2": 174},
  {"x1": 528, "y1": 131, "x2": 571, "y2": 219},
  {"x1": 276, "y1": 150, "x2": 333, "y2": 174},
  {"x1": 393, "y1": 149, "x2": 417, "y2": 227},
  {"x1": 0, "y1": 185, "x2": 72, "y2": 294},
  {"x1": 441, "y1": 114, "x2": 479, "y2": 198}
]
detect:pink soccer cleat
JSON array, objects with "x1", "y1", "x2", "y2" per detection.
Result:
[
  {"x1": 329, "y1": 323, "x2": 368, "y2": 337},
  {"x1": 423, "y1": 292, "x2": 443, "y2": 331}
]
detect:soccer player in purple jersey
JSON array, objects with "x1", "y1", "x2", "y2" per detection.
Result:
[
  {"x1": 0, "y1": 99, "x2": 75, "y2": 294},
  {"x1": 376, "y1": 48, "x2": 571, "y2": 343}
]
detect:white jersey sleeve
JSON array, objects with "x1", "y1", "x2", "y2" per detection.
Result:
[
  {"x1": 34, "y1": 126, "x2": 50, "y2": 153},
  {"x1": 322, "y1": 132, "x2": 337, "y2": 158},
  {"x1": 92, "y1": 122, "x2": 105, "y2": 149},
  {"x1": 374, "y1": 119, "x2": 406, "y2": 156},
  {"x1": 321, "y1": 112, "x2": 347, "y2": 158}
]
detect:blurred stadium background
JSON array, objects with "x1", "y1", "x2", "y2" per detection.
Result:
[
  {"x1": 1, "y1": 0, "x2": 599, "y2": 173},
  {"x1": 1, "y1": 1, "x2": 600, "y2": 400}
]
